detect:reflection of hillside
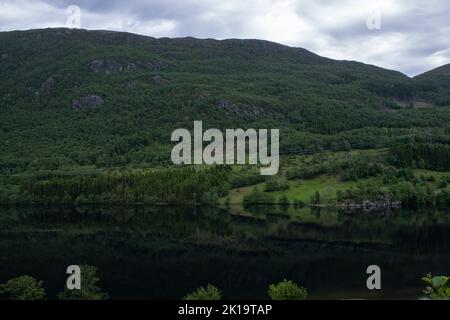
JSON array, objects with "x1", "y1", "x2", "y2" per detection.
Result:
[
  {"x1": 0, "y1": 206, "x2": 450, "y2": 299},
  {"x1": 1, "y1": 206, "x2": 450, "y2": 252}
]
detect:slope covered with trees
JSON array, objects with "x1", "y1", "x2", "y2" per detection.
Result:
[
  {"x1": 0, "y1": 28, "x2": 449, "y2": 176},
  {"x1": 0, "y1": 28, "x2": 450, "y2": 206},
  {"x1": 415, "y1": 64, "x2": 450, "y2": 106}
]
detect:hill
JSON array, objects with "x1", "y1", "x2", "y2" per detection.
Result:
[
  {"x1": 417, "y1": 64, "x2": 450, "y2": 77},
  {"x1": 0, "y1": 28, "x2": 449, "y2": 174},
  {"x1": 415, "y1": 64, "x2": 450, "y2": 106}
]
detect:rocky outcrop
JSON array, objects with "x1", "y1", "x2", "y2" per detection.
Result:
[
  {"x1": 216, "y1": 100, "x2": 271, "y2": 119},
  {"x1": 71, "y1": 95, "x2": 103, "y2": 110},
  {"x1": 151, "y1": 75, "x2": 169, "y2": 84},
  {"x1": 338, "y1": 193, "x2": 401, "y2": 214},
  {"x1": 35, "y1": 75, "x2": 57, "y2": 96},
  {"x1": 126, "y1": 79, "x2": 139, "y2": 89},
  {"x1": 88, "y1": 59, "x2": 167, "y2": 74},
  {"x1": 88, "y1": 59, "x2": 127, "y2": 74}
]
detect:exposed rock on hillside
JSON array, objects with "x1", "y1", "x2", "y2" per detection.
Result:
[
  {"x1": 217, "y1": 100, "x2": 270, "y2": 119},
  {"x1": 151, "y1": 75, "x2": 169, "y2": 84},
  {"x1": 36, "y1": 75, "x2": 57, "y2": 96},
  {"x1": 88, "y1": 59, "x2": 167, "y2": 74},
  {"x1": 126, "y1": 79, "x2": 139, "y2": 89},
  {"x1": 71, "y1": 95, "x2": 104, "y2": 110}
]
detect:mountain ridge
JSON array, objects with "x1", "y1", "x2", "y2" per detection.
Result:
[
  {"x1": 416, "y1": 63, "x2": 450, "y2": 78},
  {"x1": 0, "y1": 27, "x2": 421, "y2": 76}
]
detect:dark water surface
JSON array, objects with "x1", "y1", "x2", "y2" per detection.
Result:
[{"x1": 0, "y1": 205, "x2": 449, "y2": 299}]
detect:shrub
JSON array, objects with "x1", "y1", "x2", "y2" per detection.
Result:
[
  {"x1": 243, "y1": 189, "x2": 276, "y2": 206},
  {"x1": 0, "y1": 276, "x2": 45, "y2": 300},
  {"x1": 268, "y1": 279, "x2": 307, "y2": 300},
  {"x1": 183, "y1": 284, "x2": 222, "y2": 300},
  {"x1": 293, "y1": 199, "x2": 306, "y2": 208},
  {"x1": 422, "y1": 274, "x2": 450, "y2": 300},
  {"x1": 265, "y1": 177, "x2": 289, "y2": 192},
  {"x1": 58, "y1": 265, "x2": 107, "y2": 300},
  {"x1": 278, "y1": 195, "x2": 290, "y2": 206}
]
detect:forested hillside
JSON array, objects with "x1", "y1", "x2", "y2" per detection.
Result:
[
  {"x1": 1, "y1": 28, "x2": 450, "y2": 176},
  {"x1": 415, "y1": 64, "x2": 450, "y2": 106}
]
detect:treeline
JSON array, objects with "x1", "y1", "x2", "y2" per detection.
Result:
[
  {"x1": 337, "y1": 169, "x2": 450, "y2": 209},
  {"x1": 286, "y1": 157, "x2": 384, "y2": 181},
  {"x1": 16, "y1": 166, "x2": 231, "y2": 205},
  {"x1": 390, "y1": 143, "x2": 450, "y2": 171}
]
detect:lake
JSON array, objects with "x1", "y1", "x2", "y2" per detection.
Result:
[{"x1": 0, "y1": 205, "x2": 449, "y2": 299}]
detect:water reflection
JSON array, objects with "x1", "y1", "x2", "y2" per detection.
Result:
[{"x1": 0, "y1": 205, "x2": 449, "y2": 299}]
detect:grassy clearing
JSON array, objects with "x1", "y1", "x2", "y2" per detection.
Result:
[
  {"x1": 222, "y1": 169, "x2": 450, "y2": 206},
  {"x1": 220, "y1": 175, "x2": 379, "y2": 205}
]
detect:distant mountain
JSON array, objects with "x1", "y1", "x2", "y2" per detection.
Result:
[
  {"x1": 415, "y1": 64, "x2": 450, "y2": 106},
  {"x1": 0, "y1": 28, "x2": 449, "y2": 173},
  {"x1": 416, "y1": 64, "x2": 450, "y2": 78}
]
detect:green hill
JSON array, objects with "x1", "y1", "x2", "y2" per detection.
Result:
[
  {"x1": 415, "y1": 64, "x2": 450, "y2": 106},
  {"x1": 0, "y1": 28, "x2": 449, "y2": 174}
]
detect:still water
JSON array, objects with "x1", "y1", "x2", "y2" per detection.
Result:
[{"x1": 0, "y1": 205, "x2": 449, "y2": 299}]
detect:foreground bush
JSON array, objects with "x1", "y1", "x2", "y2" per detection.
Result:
[
  {"x1": 183, "y1": 284, "x2": 222, "y2": 300},
  {"x1": 0, "y1": 275, "x2": 45, "y2": 300},
  {"x1": 422, "y1": 274, "x2": 450, "y2": 300},
  {"x1": 58, "y1": 265, "x2": 107, "y2": 300},
  {"x1": 268, "y1": 279, "x2": 307, "y2": 300}
]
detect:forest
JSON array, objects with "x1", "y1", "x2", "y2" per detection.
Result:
[{"x1": 0, "y1": 28, "x2": 449, "y2": 209}]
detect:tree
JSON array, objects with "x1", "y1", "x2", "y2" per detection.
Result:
[
  {"x1": 58, "y1": 265, "x2": 107, "y2": 300},
  {"x1": 278, "y1": 195, "x2": 290, "y2": 206},
  {"x1": 183, "y1": 284, "x2": 222, "y2": 300},
  {"x1": 293, "y1": 199, "x2": 305, "y2": 208},
  {"x1": 310, "y1": 191, "x2": 321, "y2": 204},
  {"x1": 243, "y1": 188, "x2": 276, "y2": 206},
  {"x1": 320, "y1": 187, "x2": 334, "y2": 204},
  {"x1": 268, "y1": 279, "x2": 307, "y2": 300},
  {"x1": 0, "y1": 275, "x2": 45, "y2": 300},
  {"x1": 265, "y1": 176, "x2": 289, "y2": 192}
]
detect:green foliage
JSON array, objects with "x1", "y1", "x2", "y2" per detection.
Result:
[
  {"x1": 293, "y1": 199, "x2": 306, "y2": 208},
  {"x1": 57, "y1": 265, "x2": 107, "y2": 300},
  {"x1": 229, "y1": 167, "x2": 266, "y2": 188},
  {"x1": 341, "y1": 161, "x2": 383, "y2": 181},
  {"x1": 415, "y1": 65, "x2": 450, "y2": 106},
  {"x1": 310, "y1": 191, "x2": 321, "y2": 204},
  {"x1": 182, "y1": 284, "x2": 222, "y2": 300},
  {"x1": 422, "y1": 274, "x2": 450, "y2": 300},
  {"x1": 1, "y1": 28, "x2": 450, "y2": 207},
  {"x1": 390, "y1": 144, "x2": 450, "y2": 171},
  {"x1": 278, "y1": 195, "x2": 290, "y2": 206},
  {"x1": 0, "y1": 275, "x2": 45, "y2": 300},
  {"x1": 17, "y1": 166, "x2": 230, "y2": 205},
  {"x1": 243, "y1": 188, "x2": 276, "y2": 206},
  {"x1": 1, "y1": 28, "x2": 450, "y2": 183},
  {"x1": 268, "y1": 279, "x2": 307, "y2": 300},
  {"x1": 265, "y1": 176, "x2": 289, "y2": 192}
]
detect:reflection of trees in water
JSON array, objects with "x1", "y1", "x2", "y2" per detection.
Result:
[
  {"x1": 1, "y1": 206, "x2": 450, "y2": 252},
  {"x1": 0, "y1": 205, "x2": 450, "y2": 299}
]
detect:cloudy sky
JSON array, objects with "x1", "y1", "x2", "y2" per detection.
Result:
[{"x1": 0, "y1": 0, "x2": 449, "y2": 76}]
